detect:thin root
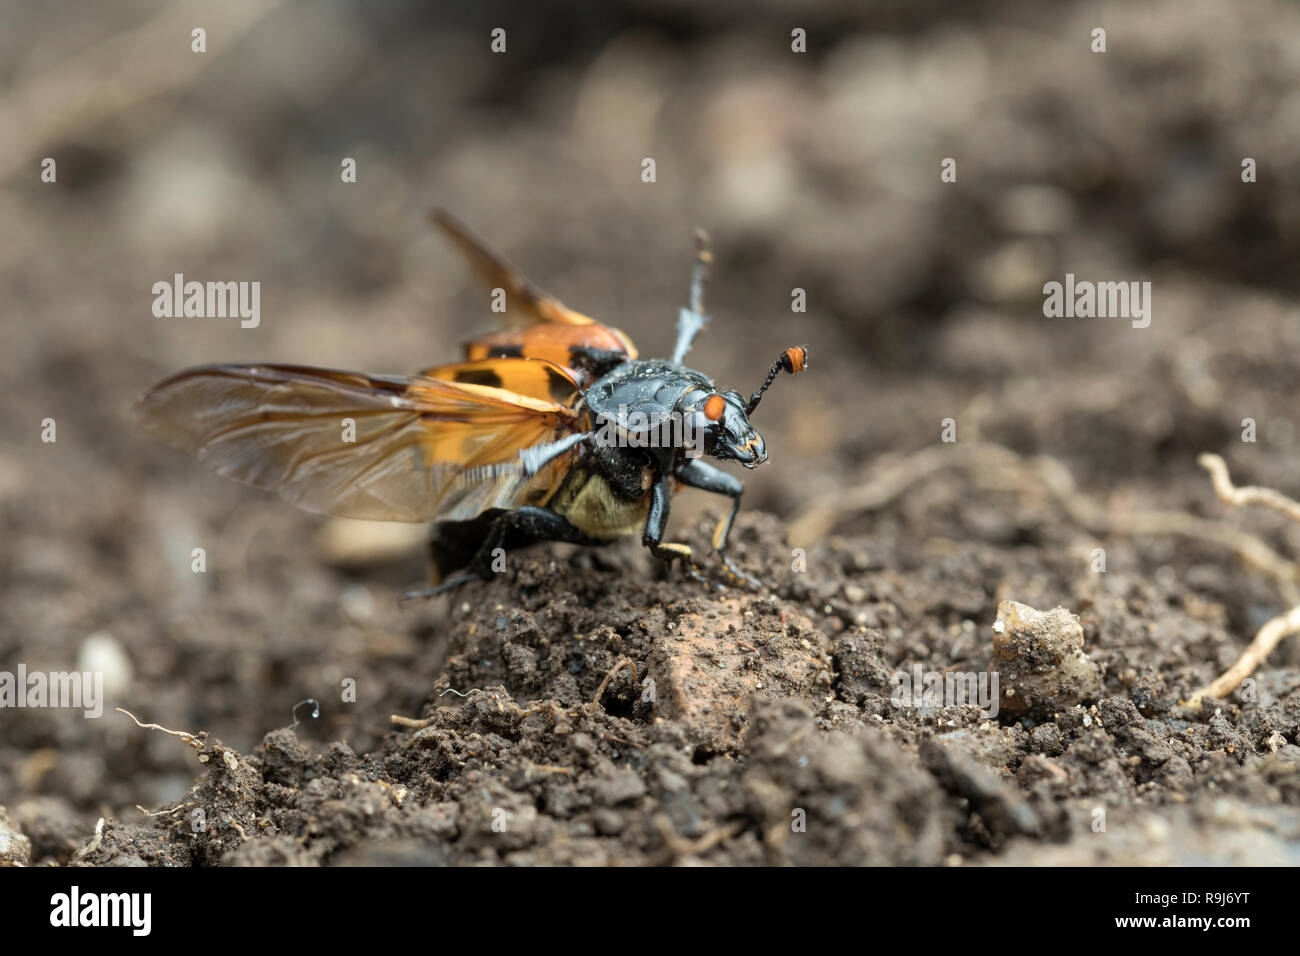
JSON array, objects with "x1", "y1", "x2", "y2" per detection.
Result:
[
  {"x1": 1199, "y1": 453, "x2": 1300, "y2": 523},
  {"x1": 652, "y1": 814, "x2": 742, "y2": 864},
  {"x1": 527, "y1": 763, "x2": 574, "y2": 776},
  {"x1": 116, "y1": 707, "x2": 205, "y2": 753},
  {"x1": 73, "y1": 817, "x2": 105, "y2": 860},
  {"x1": 788, "y1": 443, "x2": 1300, "y2": 707},
  {"x1": 590, "y1": 658, "x2": 638, "y2": 714},
  {"x1": 1186, "y1": 605, "x2": 1300, "y2": 706},
  {"x1": 391, "y1": 714, "x2": 436, "y2": 729},
  {"x1": 1184, "y1": 456, "x2": 1300, "y2": 704}
]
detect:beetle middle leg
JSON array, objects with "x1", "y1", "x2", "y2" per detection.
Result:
[
  {"x1": 674, "y1": 458, "x2": 763, "y2": 589},
  {"x1": 643, "y1": 474, "x2": 721, "y2": 590}
]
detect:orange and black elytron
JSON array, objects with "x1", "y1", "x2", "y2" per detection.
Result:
[{"x1": 136, "y1": 211, "x2": 808, "y2": 595}]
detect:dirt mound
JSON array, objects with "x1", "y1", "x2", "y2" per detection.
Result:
[{"x1": 19, "y1": 511, "x2": 1295, "y2": 867}]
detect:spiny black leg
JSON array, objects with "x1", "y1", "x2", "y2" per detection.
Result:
[
  {"x1": 642, "y1": 474, "x2": 718, "y2": 590},
  {"x1": 404, "y1": 507, "x2": 593, "y2": 604},
  {"x1": 407, "y1": 515, "x2": 498, "y2": 603},
  {"x1": 674, "y1": 458, "x2": 762, "y2": 589},
  {"x1": 462, "y1": 505, "x2": 595, "y2": 586},
  {"x1": 400, "y1": 574, "x2": 479, "y2": 606},
  {"x1": 488, "y1": 505, "x2": 593, "y2": 550},
  {"x1": 429, "y1": 515, "x2": 497, "y2": 583}
]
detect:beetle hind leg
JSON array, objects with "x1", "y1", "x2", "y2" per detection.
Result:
[
  {"x1": 400, "y1": 573, "x2": 480, "y2": 605},
  {"x1": 402, "y1": 507, "x2": 595, "y2": 604},
  {"x1": 428, "y1": 514, "x2": 499, "y2": 583}
]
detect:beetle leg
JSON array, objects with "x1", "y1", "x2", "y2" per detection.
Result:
[
  {"x1": 643, "y1": 474, "x2": 719, "y2": 589},
  {"x1": 674, "y1": 458, "x2": 763, "y2": 590},
  {"x1": 403, "y1": 506, "x2": 592, "y2": 603},
  {"x1": 473, "y1": 505, "x2": 593, "y2": 575},
  {"x1": 400, "y1": 574, "x2": 479, "y2": 605}
]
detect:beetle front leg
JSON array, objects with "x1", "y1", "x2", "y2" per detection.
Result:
[
  {"x1": 674, "y1": 458, "x2": 763, "y2": 589},
  {"x1": 643, "y1": 474, "x2": 716, "y2": 589}
]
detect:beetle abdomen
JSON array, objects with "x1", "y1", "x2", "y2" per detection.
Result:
[{"x1": 549, "y1": 467, "x2": 650, "y2": 540}]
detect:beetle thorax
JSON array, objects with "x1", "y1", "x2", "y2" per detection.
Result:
[{"x1": 585, "y1": 359, "x2": 713, "y2": 427}]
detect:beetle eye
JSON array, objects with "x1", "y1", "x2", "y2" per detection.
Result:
[{"x1": 703, "y1": 393, "x2": 726, "y2": 421}]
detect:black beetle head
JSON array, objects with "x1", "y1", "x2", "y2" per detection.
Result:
[
  {"x1": 679, "y1": 347, "x2": 808, "y2": 469},
  {"x1": 697, "y1": 389, "x2": 766, "y2": 468}
]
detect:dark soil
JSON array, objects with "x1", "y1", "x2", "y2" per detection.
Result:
[{"x1": 8, "y1": 499, "x2": 1300, "y2": 867}]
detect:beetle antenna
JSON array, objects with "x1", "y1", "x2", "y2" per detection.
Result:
[
  {"x1": 746, "y1": 346, "x2": 809, "y2": 415},
  {"x1": 671, "y1": 229, "x2": 713, "y2": 365},
  {"x1": 689, "y1": 228, "x2": 711, "y2": 316}
]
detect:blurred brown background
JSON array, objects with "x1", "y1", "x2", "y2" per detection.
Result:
[{"x1": 3, "y1": 0, "x2": 1300, "y2": 829}]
